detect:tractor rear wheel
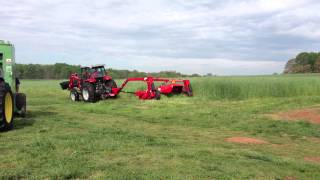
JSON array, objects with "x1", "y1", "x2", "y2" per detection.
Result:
[
  {"x1": 70, "y1": 89, "x2": 80, "y2": 101},
  {"x1": 0, "y1": 82, "x2": 14, "y2": 131},
  {"x1": 82, "y1": 83, "x2": 96, "y2": 102}
]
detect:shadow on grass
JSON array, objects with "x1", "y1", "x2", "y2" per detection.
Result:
[
  {"x1": 13, "y1": 118, "x2": 35, "y2": 130},
  {"x1": 27, "y1": 110, "x2": 57, "y2": 118},
  {"x1": 13, "y1": 110, "x2": 58, "y2": 130}
]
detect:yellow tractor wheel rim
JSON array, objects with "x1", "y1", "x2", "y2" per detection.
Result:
[{"x1": 4, "y1": 93, "x2": 13, "y2": 123}]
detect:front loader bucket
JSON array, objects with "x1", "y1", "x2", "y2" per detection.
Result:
[{"x1": 60, "y1": 81, "x2": 69, "y2": 90}]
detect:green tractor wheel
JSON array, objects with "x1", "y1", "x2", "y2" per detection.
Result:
[{"x1": 0, "y1": 82, "x2": 14, "y2": 131}]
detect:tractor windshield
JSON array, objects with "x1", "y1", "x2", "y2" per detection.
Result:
[{"x1": 91, "y1": 67, "x2": 106, "y2": 78}]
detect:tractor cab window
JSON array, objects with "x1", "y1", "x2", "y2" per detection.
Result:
[
  {"x1": 0, "y1": 53, "x2": 3, "y2": 76},
  {"x1": 81, "y1": 68, "x2": 90, "y2": 79},
  {"x1": 0, "y1": 68, "x2": 3, "y2": 78},
  {"x1": 92, "y1": 67, "x2": 105, "y2": 77}
]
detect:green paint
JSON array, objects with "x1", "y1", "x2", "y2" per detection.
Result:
[
  {"x1": 0, "y1": 40, "x2": 21, "y2": 114},
  {"x1": 0, "y1": 40, "x2": 16, "y2": 92}
]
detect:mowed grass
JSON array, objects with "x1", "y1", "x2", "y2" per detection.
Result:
[{"x1": 0, "y1": 75, "x2": 320, "y2": 179}]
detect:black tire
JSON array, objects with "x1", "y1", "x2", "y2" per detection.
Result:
[
  {"x1": 70, "y1": 89, "x2": 80, "y2": 101},
  {"x1": 187, "y1": 84, "x2": 193, "y2": 97},
  {"x1": 0, "y1": 82, "x2": 14, "y2": 131},
  {"x1": 60, "y1": 81, "x2": 69, "y2": 90},
  {"x1": 154, "y1": 90, "x2": 161, "y2": 100},
  {"x1": 82, "y1": 83, "x2": 96, "y2": 102},
  {"x1": 15, "y1": 93, "x2": 27, "y2": 117}
]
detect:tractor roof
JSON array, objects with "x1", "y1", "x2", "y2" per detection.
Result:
[
  {"x1": 81, "y1": 64, "x2": 105, "y2": 69},
  {"x1": 80, "y1": 66, "x2": 90, "y2": 69},
  {"x1": 0, "y1": 40, "x2": 13, "y2": 46},
  {"x1": 92, "y1": 64, "x2": 105, "y2": 68}
]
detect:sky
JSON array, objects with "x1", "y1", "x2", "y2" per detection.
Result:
[{"x1": 1, "y1": 0, "x2": 320, "y2": 75}]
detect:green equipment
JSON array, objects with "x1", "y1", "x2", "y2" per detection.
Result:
[{"x1": 0, "y1": 40, "x2": 26, "y2": 131}]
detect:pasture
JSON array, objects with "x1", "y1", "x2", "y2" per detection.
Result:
[{"x1": 1, "y1": 75, "x2": 320, "y2": 179}]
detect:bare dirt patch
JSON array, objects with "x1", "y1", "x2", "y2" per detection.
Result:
[
  {"x1": 135, "y1": 106, "x2": 150, "y2": 110},
  {"x1": 225, "y1": 137, "x2": 268, "y2": 144},
  {"x1": 284, "y1": 176, "x2": 297, "y2": 180},
  {"x1": 271, "y1": 108, "x2": 320, "y2": 124},
  {"x1": 304, "y1": 157, "x2": 320, "y2": 164},
  {"x1": 306, "y1": 137, "x2": 320, "y2": 143}
]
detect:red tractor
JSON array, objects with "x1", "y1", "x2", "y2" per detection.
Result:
[
  {"x1": 60, "y1": 65, "x2": 118, "y2": 102},
  {"x1": 60, "y1": 65, "x2": 193, "y2": 102}
]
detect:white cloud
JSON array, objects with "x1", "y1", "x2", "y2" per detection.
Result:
[
  {"x1": 0, "y1": 0, "x2": 319, "y2": 75},
  {"x1": 213, "y1": 0, "x2": 309, "y2": 17},
  {"x1": 105, "y1": 56, "x2": 285, "y2": 75}
]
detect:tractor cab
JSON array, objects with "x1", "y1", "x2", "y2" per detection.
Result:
[
  {"x1": 61, "y1": 64, "x2": 117, "y2": 102},
  {"x1": 80, "y1": 66, "x2": 91, "y2": 79},
  {"x1": 90, "y1": 65, "x2": 107, "y2": 78},
  {"x1": 0, "y1": 40, "x2": 15, "y2": 89},
  {"x1": 81, "y1": 65, "x2": 112, "y2": 82}
]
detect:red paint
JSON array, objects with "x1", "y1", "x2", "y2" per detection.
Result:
[
  {"x1": 66, "y1": 70, "x2": 193, "y2": 100},
  {"x1": 117, "y1": 77, "x2": 193, "y2": 99}
]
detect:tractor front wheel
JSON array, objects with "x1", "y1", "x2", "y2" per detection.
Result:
[
  {"x1": 0, "y1": 82, "x2": 14, "y2": 131},
  {"x1": 70, "y1": 89, "x2": 80, "y2": 101},
  {"x1": 82, "y1": 83, "x2": 96, "y2": 102}
]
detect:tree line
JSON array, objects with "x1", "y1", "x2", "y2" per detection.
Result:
[
  {"x1": 15, "y1": 63, "x2": 201, "y2": 79},
  {"x1": 284, "y1": 52, "x2": 320, "y2": 73}
]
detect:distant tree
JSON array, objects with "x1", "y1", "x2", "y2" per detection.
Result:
[
  {"x1": 15, "y1": 63, "x2": 192, "y2": 79},
  {"x1": 284, "y1": 59, "x2": 297, "y2": 73},
  {"x1": 191, "y1": 73, "x2": 201, "y2": 77},
  {"x1": 284, "y1": 52, "x2": 320, "y2": 74},
  {"x1": 314, "y1": 57, "x2": 320, "y2": 72}
]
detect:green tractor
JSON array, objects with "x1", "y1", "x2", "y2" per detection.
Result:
[{"x1": 0, "y1": 40, "x2": 26, "y2": 131}]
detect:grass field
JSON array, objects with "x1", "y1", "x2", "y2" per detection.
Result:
[{"x1": 1, "y1": 75, "x2": 320, "y2": 179}]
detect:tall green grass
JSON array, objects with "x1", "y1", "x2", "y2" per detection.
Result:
[
  {"x1": 192, "y1": 74, "x2": 320, "y2": 100},
  {"x1": 34, "y1": 74, "x2": 320, "y2": 101}
]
